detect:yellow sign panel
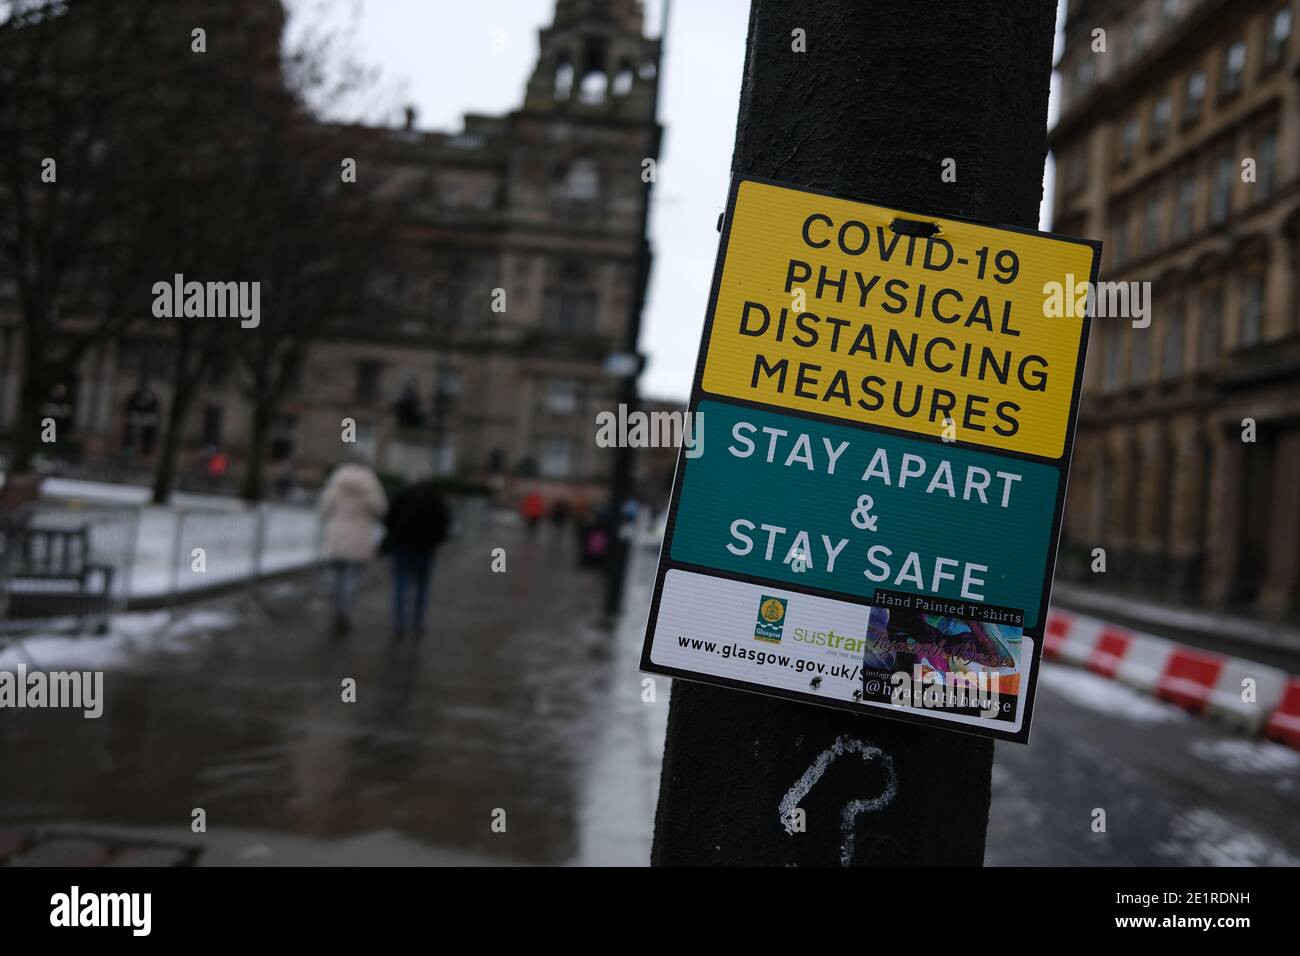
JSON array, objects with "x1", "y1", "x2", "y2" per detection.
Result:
[{"x1": 701, "y1": 179, "x2": 1098, "y2": 459}]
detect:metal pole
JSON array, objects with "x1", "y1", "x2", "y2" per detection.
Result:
[
  {"x1": 652, "y1": 0, "x2": 1057, "y2": 866},
  {"x1": 603, "y1": 0, "x2": 670, "y2": 618}
]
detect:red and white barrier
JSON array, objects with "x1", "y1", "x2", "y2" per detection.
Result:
[
  {"x1": 1206, "y1": 659, "x2": 1288, "y2": 734},
  {"x1": 1155, "y1": 646, "x2": 1224, "y2": 714},
  {"x1": 1041, "y1": 609, "x2": 1299, "y2": 750},
  {"x1": 1087, "y1": 627, "x2": 1132, "y2": 679},
  {"x1": 1113, "y1": 633, "x2": 1175, "y2": 694},
  {"x1": 1044, "y1": 613, "x2": 1102, "y2": 666},
  {"x1": 1265, "y1": 678, "x2": 1300, "y2": 750}
]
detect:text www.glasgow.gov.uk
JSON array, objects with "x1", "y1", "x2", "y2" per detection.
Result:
[{"x1": 676, "y1": 636, "x2": 861, "y2": 682}]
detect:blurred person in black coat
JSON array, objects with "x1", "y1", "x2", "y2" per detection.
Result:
[{"x1": 383, "y1": 477, "x2": 450, "y2": 638}]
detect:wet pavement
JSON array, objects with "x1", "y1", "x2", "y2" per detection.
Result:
[
  {"x1": 0, "y1": 517, "x2": 666, "y2": 866},
  {"x1": 2, "y1": 512, "x2": 1297, "y2": 866}
]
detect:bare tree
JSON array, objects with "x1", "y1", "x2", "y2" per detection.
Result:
[
  {"x1": 1, "y1": 0, "x2": 391, "y2": 500},
  {"x1": 229, "y1": 116, "x2": 387, "y2": 501},
  {"x1": 0, "y1": 0, "x2": 177, "y2": 476},
  {"x1": 144, "y1": 3, "x2": 376, "y2": 503}
]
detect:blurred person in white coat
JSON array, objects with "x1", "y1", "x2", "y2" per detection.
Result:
[{"x1": 319, "y1": 458, "x2": 387, "y2": 635}]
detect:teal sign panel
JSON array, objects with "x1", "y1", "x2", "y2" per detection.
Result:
[{"x1": 670, "y1": 400, "x2": 1059, "y2": 627}]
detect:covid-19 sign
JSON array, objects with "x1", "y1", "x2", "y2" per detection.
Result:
[{"x1": 641, "y1": 177, "x2": 1101, "y2": 742}]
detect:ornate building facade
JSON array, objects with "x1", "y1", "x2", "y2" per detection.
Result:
[
  {"x1": 0, "y1": 0, "x2": 661, "y2": 503},
  {"x1": 1051, "y1": 0, "x2": 1300, "y2": 619}
]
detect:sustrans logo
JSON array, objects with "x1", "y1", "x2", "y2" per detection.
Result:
[
  {"x1": 791, "y1": 626, "x2": 864, "y2": 654},
  {"x1": 754, "y1": 596, "x2": 788, "y2": 644}
]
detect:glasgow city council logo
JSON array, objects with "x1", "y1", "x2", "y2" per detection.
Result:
[{"x1": 753, "y1": 595, "x2": 788, "y2": 644}]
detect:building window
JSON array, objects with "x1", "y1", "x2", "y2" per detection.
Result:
[
  {"x1": 554, "y1": 57, "x2": 574, "y2": 100},
  {"x1": 557, "y1": 157, "x2": 600, "y2": 202},
  {"x1": 270, "y1": 415, "x2": 296, "y2": 463},
  {"x1": 546, "y1": 377, "x2": 578, "y2": 415},
  {"x1": 1128, "y1": 16, "x2": 1149, "y2": 63},
  {"x1": 1256, "y1": 129, "x2": 1277, "y2": 198},
  {"x1": 1199, "y1": 289, "x2": 1222, "y2": 368},
  {"x1": 366, "y1": 272, "x2": 402, "y2": 308},
  {"x1": 1111, "y1": 210, "x2": 1128, "y2": 269},
  {"x1": 1067, "y1": 152, "x2": 1086, "y2": 192},
  {"x1": 433, "y1": 438, "x2": 455, "y2": 476},
  {"x1": 436, "y1": 261, "x2": 473, "y2": 328},
  {"x1": 1120, "y1": 117, "x2": 1140, "y2": 166},
  {"x1": 1149, "y1": 95, "x2": 1172, "y2": 146},
  {"x1": 1144, "y1": 191, "x2": 1163, "y2": 253},
  {"x1": 1074, "y1": 57, "x2": 1094, "y2": 98},
  {"x1": 355, "y1": 360, "x2": 383, "y2": 404},
  {"x1": 544, "y1": 262, "x2": 597, "y2": 334},
  {"x1": 1174, "y1": 172, "x2": 1196, "y2": 240},
  {"x1": 612, "y1": 61, "x2": 635, "y2": 97},
  {"x1": 1103, "y1": 327, "x2": 1123, "y2": 392},
  {"x1": 544, "y1": 287, "x2": 596, "y2": 333},
  {"x1": 1219, "y1": 40, "x2": 1247, "y2": 97},
  {"x1": 1240, "y1": 275, "x2": 1264, "y2": 346},
  {"x1": 1131, "y1": 327, "x2": 1150, "y2": 386},
  {"x1": 579, "y1": 69, "x2": 608, "y2": 105},
  {"x1": 540, "y1": 439, "x2": 573, "y2": 478},
  {"x1": 354, "y1": 421, "x2": 377, "y2": 463},
  {"x1": 1162, "y1": 305, "x2": 1185, "y2": 380},
  {"x1": 1265, "y1": 8, "x2": 1292, "y2": 67},
  {"x1": 1210, "y1": 153, "x2": 1233, "y2": 223},
  {"x1": 436, "y1": 365, "x2": 462, "y2": 399},
  {"x1": 1182, "y1": 69, "x2": 1206, "y2": 123},
  {"x1": 201, "y1": 406, "x2": 224, "y2": 447}
]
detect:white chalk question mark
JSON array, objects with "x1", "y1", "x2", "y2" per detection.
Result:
[{"x1": 779, "y1": 735, "x2": 898, "y2": 866}]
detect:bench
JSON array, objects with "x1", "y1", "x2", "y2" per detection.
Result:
[{"x1": 0, "y1": 523, "x2": 116, "y2": 627}]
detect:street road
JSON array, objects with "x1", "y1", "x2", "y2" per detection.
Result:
[{"x1": 1, "y1": 518, "x2": 1295, "y2": 865}]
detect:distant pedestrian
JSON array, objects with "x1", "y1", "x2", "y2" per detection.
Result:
[
  {"x1": 520, "y1": 489, "x2": 544, "y2": 535},
  {"x1": 319, "y1": 459, "x2": 387, "y2": 636},
  {"x1": 383, "y1": 477, "x2": 450, "y2": 638},
  {"x1": 206, "y1": 448, "x2": 228, "y2": 491}
]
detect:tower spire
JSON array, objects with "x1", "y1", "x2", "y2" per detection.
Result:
[
  {"x1": 553, "y1": 0, "x2": 644, "y2": 33},
  {"x1": 522, "y1": 0, "x2": 657, "y2": 118}
]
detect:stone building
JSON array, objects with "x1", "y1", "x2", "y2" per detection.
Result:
[
  {"x1": 0, "y1": 0, "x2": 661, "y2": 506},
  {"x1": 1051, "y1": 0, "x2": 1300, "y2": 619}
]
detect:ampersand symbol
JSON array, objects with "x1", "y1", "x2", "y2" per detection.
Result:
[{"x1": 850, "y1": 494, "x2": 878, "y2": 532}]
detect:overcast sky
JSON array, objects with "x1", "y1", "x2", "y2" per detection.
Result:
[{"x1": 287, "y1": 0, "x2": 1063, "y2": 402}]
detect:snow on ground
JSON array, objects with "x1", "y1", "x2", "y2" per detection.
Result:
[
  {"x1": 1037, "y1": 661, "x2": 1187, "y2": 724},
  {"x1": 0, "y1": 608, "x2": 238, "y2": 671},
  {"x1": 1189, "y1": 737, "x2": 1300, "y2": 778},
  {"x1": 1155, "y1": 808, "x2": 1300, "y2": 866}
]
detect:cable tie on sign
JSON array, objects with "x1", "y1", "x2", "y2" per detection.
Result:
[{"x1": 889, "y1": 217, "x2": 940, "y2": 238}]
